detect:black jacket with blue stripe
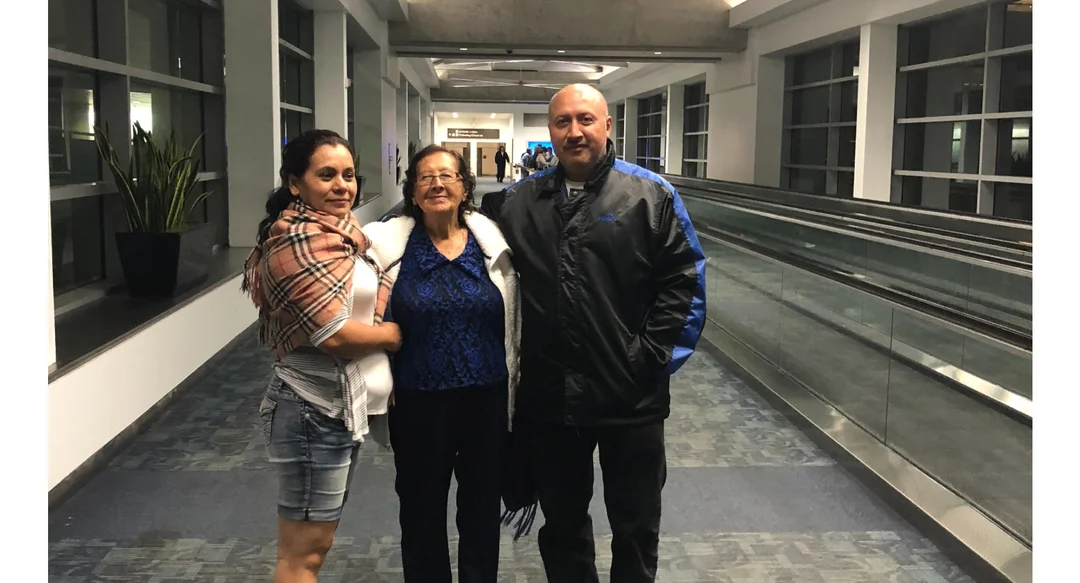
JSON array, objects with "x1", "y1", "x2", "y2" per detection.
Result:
[{"x1": 480, "y1": 140, "x2": 706, "y2": 426}]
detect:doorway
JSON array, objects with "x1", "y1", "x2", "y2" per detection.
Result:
[
  {"x1": 442, "y1": 141, "x2": 470, "y2": 173},
  {"x1": 476, "y1": 141, "x2": 506, "y2": 177}
]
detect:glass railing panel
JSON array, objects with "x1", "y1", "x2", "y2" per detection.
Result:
[
  {"x1": 684, "y1": 195, "x2": 1032, "y2": 334},
  {"x1": 699, "y1": 232, "x2": 1032, "y2": 544},
  {"x1": 701, "y1": 238, "x2": 783, "y2": 365},
  {"x1": 774, "y1": 265, "x2": 892, "y2": 441}
]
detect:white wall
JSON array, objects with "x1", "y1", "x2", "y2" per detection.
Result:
[
  {"x1": 599, "y1": 63, "x2": 712, "y2": 103},
  {"x1": 434, "y1": 118, "x2": 513, "y2": 174},
  {"x1": 48, "y1": 279, "x2": 257, "y2": 490}
]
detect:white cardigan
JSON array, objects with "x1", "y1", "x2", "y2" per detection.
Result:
[{"x1": 362, "y1": 212, "x2": 522, "y2": 428}]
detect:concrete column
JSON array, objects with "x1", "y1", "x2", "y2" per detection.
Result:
[
  {"x1": 853, "y1": 23, "x2": 898, "y2": 202},
  {"x1": 666, "y1": 84, "x2": 685, "y2": 175},
  {"x1": 706, "y1": 51, "x2": 784, "y2": 186},
  {"x1": 313, "y1": 10, "x2": 347, "y2": 136},
  {"x1": 353, "y1": 49, "x2": 384, "y2": 199},
  {"x1": 623, "y1": 98, "x2": 639, "y2": 163},
  {"x1": 224, "y1": 0, "x2": 281, "y2": 247}
]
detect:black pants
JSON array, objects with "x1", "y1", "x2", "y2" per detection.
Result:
[
  {"x1": 389, "y1": 383, "x2": 507, "y2": 583},
  {"x1": 531, "y1": 421, "x2": 666, "y2": 583},
  {"x1": 496, "y1": 166, "x2": 506, "y2": 182}
]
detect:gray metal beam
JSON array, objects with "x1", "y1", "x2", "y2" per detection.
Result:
[
  {"x1": 430, "y1": 85, "x2": 559, "y2": 103},
  {"x1": 367, "y1": 0, "x2": 408, "y2": 22},
  {"x1": 441, "y1": 70, "x2": 601, "y2": 84},
  {"x1": 390, "y1": 0, "x2": 747, "y2": 59}
]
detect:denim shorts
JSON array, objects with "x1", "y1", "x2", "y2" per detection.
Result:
[{"x1": 259, "y1": 377, "x2": 360, "y2": 522}]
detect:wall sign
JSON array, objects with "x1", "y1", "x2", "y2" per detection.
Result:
[{"x1": 447, "y1": 128, "x2": 500, "y2": 139}]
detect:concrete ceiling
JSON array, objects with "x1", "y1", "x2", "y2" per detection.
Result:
[{"x1": 389, "y1": 0, "x2": 747, "y2": 63}]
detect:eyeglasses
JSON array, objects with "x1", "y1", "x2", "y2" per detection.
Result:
[{"x1": 417, "y1": 173, "x2": 462, "y2": 185}]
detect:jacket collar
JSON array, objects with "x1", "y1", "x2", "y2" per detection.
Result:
[
  {"x1": 537, "y1": 139, "x2": 616, "y2": 194},
  {"x1": 362, "y1": 212, "x2": 511, "y2": 269}
]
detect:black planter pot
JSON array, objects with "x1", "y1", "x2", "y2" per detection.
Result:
[{"x1": 115, "y1": 222, "x2": 215, "y2": 298}]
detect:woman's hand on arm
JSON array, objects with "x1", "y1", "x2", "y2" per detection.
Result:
[{"x1": 318, "y1": 320, "x2": 401, "y2": 360}]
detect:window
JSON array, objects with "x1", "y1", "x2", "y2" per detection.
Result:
[
  {"x1": 682, "y1": 82, "x2": 708, "y2": 178},
  {"x1": 615, "y1": 103, "x2": 625, "y2": 160},
  {"x1": 279, "y1": 0, "x2": 314, "y2": 144},
  {"x1": 47, "y1": 0, "x2": 228, "y2": 299},
  {"x1": 48, "y1": 67, "x2": 100, "y2": 186},
  {"x1": 781, "y1": 40, "x2": 859, "y2": 196},
  {"x1": 636, "y1": 93, "x2": 664, "y2": 173},
  {"x1": 894, "y1": 0, "x2": 1033, "y2": 220},
  {"x1": 49, "y1": 0, "x2": 97, "y2": 58},
  {"x1": 128, "y1": 0, "x2": 203, "y2": 82}
]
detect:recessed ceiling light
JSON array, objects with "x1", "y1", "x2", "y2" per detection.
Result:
[
  {"x1": 654, "y1": 51, "x2": 662, "y2": 55},
  {"x1": 558, "y1": 50, "x2": 565, "y2": 53},
  {"x1": 452, "y1": 112, "x2": 458, "y2": 118},
  {"x1": 460, "y1": 47, "x2": 468, "y2": 51},
  {"x1": 490, "y1": 113, "x2": 496, "y2": 119}
]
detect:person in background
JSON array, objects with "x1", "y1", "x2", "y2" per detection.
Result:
[
  {"x1": 495, "y1": 144, "x2": 511, "y2": 183},
  {"x1": 480, "y1": 84, "x2": 706, "y2": 583},
  {"x1": 241, "y1": 129, "x2": 401, "y2": 583},
  {"x1": 520, "y1": 148, "x2": 533, "y2": 177},
  {"x1": 363, "y1": 144, "x2": 520, "y2": 583}
]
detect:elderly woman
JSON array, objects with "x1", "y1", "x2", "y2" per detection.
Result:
[
  {"x1": 363, "y1": 144, "x2": 520, "y2": 583},
  {"x1": 241, "y1": 129, "x2": 400, "y2": 582}
]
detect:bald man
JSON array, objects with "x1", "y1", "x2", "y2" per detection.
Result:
[{"x1": 481, "y1": 84, "x2": 706, "y2": 582}]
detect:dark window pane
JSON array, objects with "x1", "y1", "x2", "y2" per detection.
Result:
[
  {"x1": 684, "y1": 82, "x2": 706, "y2": 107},
  {"x1": 128, "y1": 0, "x2": 203, "y2": 81},
  {"x1": 992, "y1": 182, "x2": 1032, "y2": 221},
  {"x1": 278, "y1": 0, "x2": 312, "y2": 53},
  {"x1": 792, "y1": 47, "x2": 832, "y2": 85},
  {"x1": 903, "y1": 62, "x2": 984, "y2": 118},
  {"x1": 649, "y1": 114, "x2": 663, "y2": 136},
  {"x1": 899, "y1": 176, "x2": 978, "y2": 212},
  {"x1": 202, "y1": 178, "x2": 229, "y2": 246},
  {"x1": 684, "y1": 106, "x2": 707, "y2": 133},
  {"x1": 1002, "y1": 0, "x2": 1033, "y2": 48},
  {"x1": 789, "y1": 128, "x2": 829, "y2": 166},
  {"x1": 999, "y1": 53, "x2": 1033, "y2": 112},
  {"x1": 647, "y1": 137, "x2": 662, "y2": 158},
  {"x1": 129, "y1": 84, "x2": 205, "y2": 168},
  {"x1": 838, "y1": 127, "x2": 856, "y2": 168},
  {"x1": 839, "y1": 81, "x2": 858, "y2": 122},
  {"x1": 281, "y1": 110, "x2": 314, "y2": 144},
  {"x1": 48, "y1": 67, "x2": 100, "y2": 186},
  {"x1": 49, "y1": 0, "x2": 97, "y2": 57},
  {"x1": 901, "y1": 121, "x2": 981, "y2": 174},
  {"x1": 682, "y1": 161, "x2": 706, "y2": 178},
  {"x1": 683, "y1": 134, "x2": 707, "y2": 161},
  {"x1": 996, "y1": 118, "x2": 1032, "y2": 177},
  {"x1": 791, "y1": 86, "x2": 831, "y2": 125},
  {"x1": 836, "y1": 170, "x2": 855, "y2": 198},
  {"x1": 788, "y1": 168, "x2": 827, "y2": 194},
  {"x1": 841, "y1": 42, "x2": 860, "y2": 77},
  {"x1": 51, "y1": 197, "x2": 105, "y2": 295},
  {"x1": 906, "y1": 7, "x2": 987, "y2": 65}
]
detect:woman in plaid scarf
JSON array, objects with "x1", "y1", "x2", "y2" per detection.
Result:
[{"x1": 241, "y1": 129, "x2": 399, "y2": 582}]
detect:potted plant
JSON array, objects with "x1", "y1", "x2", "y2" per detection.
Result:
[{"x1": 94, "y1": 122, "x2": 215, "y2": 298}]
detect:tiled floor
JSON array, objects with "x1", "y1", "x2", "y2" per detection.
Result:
[{"x1": 48, "y1": 326, "x2": 975, "y2": 582}]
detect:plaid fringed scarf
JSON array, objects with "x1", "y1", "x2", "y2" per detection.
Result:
[{"x1": 241, "y1": 199, "x2": 392, "y2": 359}]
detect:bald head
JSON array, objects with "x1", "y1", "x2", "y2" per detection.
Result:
[
  {"x1": 548, "y1": 83, "x2": 609, "y2": 120},
  {"x1": 547, "y1": 83, "x2": 613, "y2": 181}
]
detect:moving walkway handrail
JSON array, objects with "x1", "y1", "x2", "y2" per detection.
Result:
[
  {"x1": 689, "y1": 195, "x2": 1032, "y2": 281},
  {"x1": 698, "y1": 225, "x2": 1032, "y2": 422},
  {"x1": 698, "y1": 223, "x2": 1032, "y2": 352},
  {"x1": 683, "y1": 190, "x2": 1031, "y2": 270},
  {"x1": 665, "y1": 174, "x2": 1033, "y2": 246}
]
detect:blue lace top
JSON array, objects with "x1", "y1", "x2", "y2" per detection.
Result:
[{"x1": 388, "y1": 226, "x2": 508, "y2": 391}]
